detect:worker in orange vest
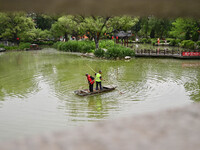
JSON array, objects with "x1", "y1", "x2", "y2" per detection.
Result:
[
  {"x1": 86, "y1": 73, "x2": 95, "y2": 92},
  {"x1": 157, "y1": 38, "x2": 160, "y2": 44}
]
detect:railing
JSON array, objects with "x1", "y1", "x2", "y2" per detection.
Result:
[{"x1": 136, "y1": 49, "x2": 200, "y2": 56}]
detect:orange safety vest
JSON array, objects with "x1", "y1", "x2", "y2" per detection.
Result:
[{"x1": 87, "y1": 75, "x2": 94, "y2": 84}]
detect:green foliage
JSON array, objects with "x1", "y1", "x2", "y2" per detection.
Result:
[
  {"x1": 4, "y1": 46, "x2": 18, "y2": 50},
  {"x1": 35, "y1": 41, "x2": 54, "y2": 45},
  {"x1": 140, "y1": 38, "x2": 151, "y2": 43},
  {"x1": 170, "y1": 18, "x2": 199, "y2": 40},
  {"x1": 51, "y1": 15, "x2": 84, "y2": 40},
  {"x1": 136, "y1": 16, "x2": 172, "y2": 38},
  {"x1": 195, "y1": 41, "x2": 200, "y2": 49},
  {"x1": 94, "y1": 48, "x2": 105, "y2": 58},
  {"x1": 99, "y1": 40, "x2": 115, "y2": 48},
  {"x1": 35, "y1": 14, "x2": 57, "y2": 30},
  {"x1": 54, "y1": 41, "x2": 95, "y2": 53},
  {"x1": 108, "y1": 16, "x2": 139, "y2": 32},
  {"x1": 181, "y1": 40, "x2": 195, "y2": 49},
  {"x1": 196, "y1": 41, "x2": 200, "y2": 46},
  {"x1": 105, "y1": 45, "x2": 135, "y2": 59},
  {"x1": 19, "y1": 42, "x2": 31, "y2": 50},
  {"x1": 0, "y1": 12, "x2": 35, "y2": 41},
  {"x1": 168, "y1": 39, "x2": 181, "y2": 46},
  {"x1": 0, "y1": 44, "x2": 5, "y2": 48},
  {"x1": 151, "y1": 39, "x2": 157, "y2": 45}
]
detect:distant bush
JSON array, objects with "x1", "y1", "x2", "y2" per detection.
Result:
[
  {"x1": 196, "y1": 41, "x2": 200, "y2": 49},
  {"x1": 168, "y1": 39, "x2": 181, "y2": 46},
  {"x1": 19, "y1": 42, "x2": 31, "y2": 50},
  {"x1": 35, "y1": 41, "x2": 54, "y2": 45},
  {"x1": 181, "y1": 40, "x2": 195, "y2": 49},
  {"x1": 151, "y1": 39, "x2": 157, "y2": 45},
  {"x1": 0, "y1": 44, "x2": 5, "y2": 48},
  {"x1": 166, "y1": 38, "x2": 174, "y2": 43},
  {"x1": 54, "y1": 40, "x2": 135, "y2": 59},
  {"x1": 140, "y1": 38, "x2": 151, "y2": 44},
  {"x1": 94, "y1": 48, "x2": 105, "y2": 58},
  {"x1": 105, "y1": 45, "x2": 135, "y2": 59},
  {"x1": 99, "y1": 40, "x2": 114, "y2": 49},
  {"x1": 54, "y1": 41, "x2": 95, "y2": 53},
  {"x1": 4, "y1": 46, "x2": 18, "y2": 50}
]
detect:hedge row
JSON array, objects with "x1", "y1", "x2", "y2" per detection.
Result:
[
  {"x1": 94, "y1": 44, "x2": 135, "y2": 59},
  {"x1": 53, "y1": 41, "x2": 95, "y2": 53},
  {"x1": 0, "y1": 42, "x2": 31, "y2": 50}
]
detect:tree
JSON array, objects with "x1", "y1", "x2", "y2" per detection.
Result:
[
  {"x1": 170, "y1": 18, "x2": 199, "y2": 40},
  {"x1": 51, "y1": 15, "x2": 82, "y2": 41},
  {"x1": 0, "y1": 13, "x2": 9, "y2": 39},
  {"x1": 0, "y1": 12, "x2": 35, "y2": 43},
  {"x1": 35, "y1": 14, "x2": 58, "y2": 30},
  {"x1": 19, "y1": 28, "x2": 52, "y2": 42},
  {"x1": 108, "y1": 16, "x2": 139, "y2": 32},
  {"x1": 80, "y1": 16, "x2": 110, "y2": 49},
  {"x1": 136, "y1": 16, "x2": 172, "y2": 39}
]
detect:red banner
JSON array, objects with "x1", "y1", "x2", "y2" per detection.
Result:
[{"x1": 182, "y1": 52, "x2": 200, "y2": 56}]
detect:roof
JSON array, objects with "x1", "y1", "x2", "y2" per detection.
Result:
[{"x1": 115, "y1": 31, "x2": 132, "y2": 38}]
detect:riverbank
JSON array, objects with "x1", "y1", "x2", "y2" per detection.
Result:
[{"x1": 0, "y1": 103, "x2": 200, "y2": 150}]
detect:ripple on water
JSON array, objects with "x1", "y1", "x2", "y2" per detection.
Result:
[{"x1": 0, "y1": 50, "x2": 199, "y2": 140}]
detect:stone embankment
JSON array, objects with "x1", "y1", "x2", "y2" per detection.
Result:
[{"x1": 1, "y1": 104, "x2": 200, "y2": 150}]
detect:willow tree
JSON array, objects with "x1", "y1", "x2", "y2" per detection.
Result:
[{"x1": 80, "y1": 16, "x2": 110, "y2": 49}]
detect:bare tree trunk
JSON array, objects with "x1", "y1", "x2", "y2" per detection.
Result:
[
  {"x1": 94, "y1": 34, "x2": 99, "y2": 49},
  {"x1": 64, "y1": 32, "x2": 69, "y2": 42}
]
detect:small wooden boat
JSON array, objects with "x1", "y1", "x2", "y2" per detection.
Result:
[
  {"x1": 74, "y1": 86, "x2": 116, "y2": 96},
  {"x1": 26, "y1": 44, "x2": 41, "y2": 51}
]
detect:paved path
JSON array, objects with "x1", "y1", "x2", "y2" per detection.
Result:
[{"x1": 1, "y1": 104, "x2": 200, "y2": 150}]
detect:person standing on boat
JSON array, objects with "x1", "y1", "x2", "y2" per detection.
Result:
[
  {"x1": 95, "y1": 70, "x2": 103, "y2": 90},
  {"x1": 86, "y1": 73, "x2": 95, "y2": 92}
]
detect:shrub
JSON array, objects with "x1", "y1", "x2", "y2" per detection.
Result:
[
  {"x1": 169, "y1": 39, "x2": 176, "y2": 46},
  {"x1": 151, "y1": 39, "x2": 157, "y2": 45},
  {"x1": 4, "y1": 46, "x2": 18, "y2": 50},
  {"x1": 0, "y1": 44, "x2": 5, "y2": 48},
  {"x1": 166, "y1": 38, "x2": 174, "y2": 43},
  {"x1": 94, "y1": 48, "x2": 105, "y2": 58},
  {"x1": 196, "y1": 41, "x2": 200, "y2": 49},
  {"x1": 181, "y1": 40, "x2": 195, "y2": 49},
  {"x1": 99, "y1": 40, "x2": 114, "y2": 49},
  {"x1": 53, "y1": 41, "x2": 95, "y2": 53},
  {"x1": 140, "y1": 38, "x2": 150, "y2": 44},
  {"x1": 19, "y1": 42, "x2": 31, "y2": 50},
  {"x1": 168, "y1": 39, "x2": 181, "y2": 46},
  {"x1": 35, "y1": 41, "x2": 54, "y2": 45},
  {"x1": 105, "y1": 45, "x2": 134, "y2": 59}
]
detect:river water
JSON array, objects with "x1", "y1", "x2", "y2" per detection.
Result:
[{"x1": 0, "y1": 48, "x2": 199, "y2": 140}]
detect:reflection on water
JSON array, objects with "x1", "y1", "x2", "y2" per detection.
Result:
[{"x1": 0, "y1": 48, "x2": 199, "y2": 140}]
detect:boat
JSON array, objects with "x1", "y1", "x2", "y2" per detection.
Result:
[
  {"x1": 74, "y1": 86, "x2": 116, "y2": 96},
  {"x1": 26, "y1": 44, "x2": 41, "y2": 51}
]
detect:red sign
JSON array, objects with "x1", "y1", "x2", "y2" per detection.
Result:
[{"x1": 182, "y1": 52, "x2": 200, "y2": 56}]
